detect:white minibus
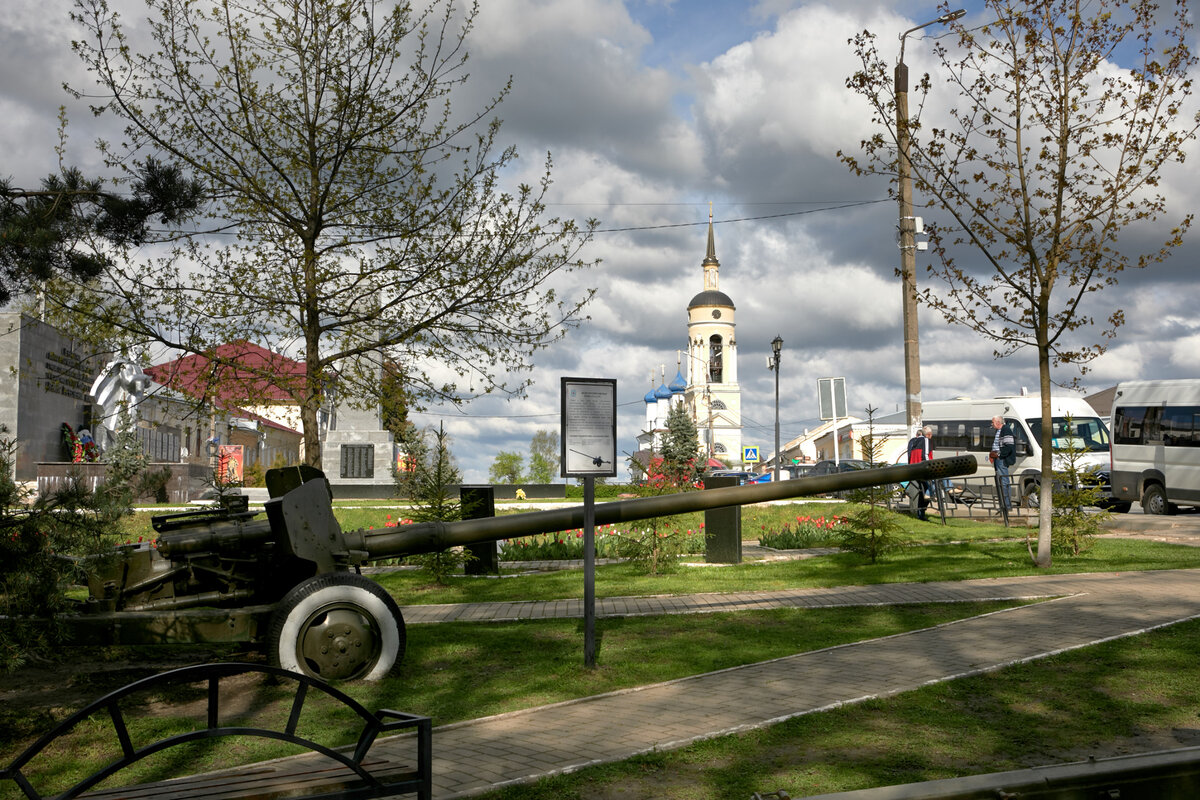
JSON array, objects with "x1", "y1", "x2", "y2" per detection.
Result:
[
  {"x1": 917, "y1": 394, "x2": 1114, "y2": 508},
  {"x1": 1109, "y1": 379, "x2": 1200, "y2": 514}
]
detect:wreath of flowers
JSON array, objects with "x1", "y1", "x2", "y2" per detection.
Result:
[{"x1": 61, "y1": 423, "x2": 100, "y2": 463}]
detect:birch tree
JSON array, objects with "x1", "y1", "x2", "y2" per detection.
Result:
[{"x1": 842, "y1": 0, "x2": 1198, "y2": 566}]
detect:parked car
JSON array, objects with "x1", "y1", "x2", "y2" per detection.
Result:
[
  {"x1": 808, "y1": 459, "x2": 869, "y2": 476},
  {"x1": 807, "y1": 459, "x2": 871, "y2": 498},
  {"x1": 706, "y1": 470, "x2": 753, "y2": 485}
]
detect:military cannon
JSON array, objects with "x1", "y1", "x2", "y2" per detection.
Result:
[{"x1": 71, "y1": 456, "x2": 976, "y2": 681}]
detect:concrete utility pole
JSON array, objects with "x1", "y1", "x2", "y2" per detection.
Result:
[{"x1": 896, "y1": 9, "x2": 964, "y2": 435}]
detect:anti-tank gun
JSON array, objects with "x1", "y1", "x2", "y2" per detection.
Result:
[{"x1": 72, "y1": 457, "x2": 977, "y2": 681}]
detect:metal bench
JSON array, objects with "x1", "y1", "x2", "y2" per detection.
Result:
[
  {"x1": 1, "y1": 662, "x2": 431, "y2": 800},
  {"x1": 942, "y1": 475, "x2": 1024, "y2": 523}
]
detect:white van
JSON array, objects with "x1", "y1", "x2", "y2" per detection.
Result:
[
  {"x1": 1109, "y1": 379, "x2": 1200, "y2": 514},
  {"x1": 917, "y1": 394, "x2": 1114, "y2": 507}
]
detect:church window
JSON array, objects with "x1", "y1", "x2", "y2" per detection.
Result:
[
  {"x1": 711, "y1": 399, "x2": 727, "y2": 410},
  {"x1": 713, "y1": 443, "x2": 727, "y2": 454},
  {"x1": 708, "y1": 335, "x2": 723, "y2": 383}
]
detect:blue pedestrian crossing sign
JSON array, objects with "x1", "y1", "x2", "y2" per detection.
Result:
[{"x1": 743, "y1": 446, "x2": 760, "y2": 463}]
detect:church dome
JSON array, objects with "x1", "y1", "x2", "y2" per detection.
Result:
[
  {"x1": 644, "y1": 386, "x2": 657, "y2": 404},
  {"x1": 669, "y1": 369, "x2": 687, "y2": 393},
  {"x1": 654, "y1": 382, "x2": 672, "y2": 400},
  {"x1": 688, "y1": 289, "x2": 735, "y2": 310}
]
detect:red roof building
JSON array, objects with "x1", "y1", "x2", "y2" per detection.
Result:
[
  {"x1": 147, "y1": 341, "x2": 327, "y2": 461},
  {"x1": 146, "y1": 341, "x2": 310, "y2": 408}
]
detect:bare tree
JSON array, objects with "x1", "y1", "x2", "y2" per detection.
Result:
[
  {"x1": 842, "y1": 0, "x2": 1198, "y2": 565},
  {"x1": 63, "y1": 0, "x2": 596, "y2": 466}
]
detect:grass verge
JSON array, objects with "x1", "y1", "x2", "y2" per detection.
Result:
[{"x1": 470, "y1": 616, "x2": 1200, "y2": 800}]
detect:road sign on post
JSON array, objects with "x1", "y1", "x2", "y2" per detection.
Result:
[
  {"x1": 817, "y1": 377, "x2": 847, "y2": 421},
  {"x1": 818, "y1": 377, "x2": 849, "y2": 466},
  {"x1": 743, "y1": 446, "x2": 759, "y2": 463}
]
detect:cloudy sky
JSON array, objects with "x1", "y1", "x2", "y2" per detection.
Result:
[{"x1": 4, "y1": 0, "x2": 1199, "y2": 483}]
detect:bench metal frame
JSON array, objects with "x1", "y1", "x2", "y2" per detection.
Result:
[{"x1": 1, "y1": 662, "x2": 431, "y2": 800}]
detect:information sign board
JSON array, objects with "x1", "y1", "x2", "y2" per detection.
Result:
[{"x1": 560, "y1": 378, "x2": 617, "y2": 478}]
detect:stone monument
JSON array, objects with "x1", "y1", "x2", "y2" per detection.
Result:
[
  {"x1": 320, "y1": 379, "x2": 396, "y2": 497},
  {"x1": 0, "y1": 313, "x2": 98, "y2": 481}
]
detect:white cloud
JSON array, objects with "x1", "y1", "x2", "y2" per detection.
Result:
[{"x1": 5, "y1": 0, "x2": 1198, "y2": 485}]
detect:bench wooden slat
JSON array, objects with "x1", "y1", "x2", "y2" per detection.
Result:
[{"x1": 81, "y1": 756, "x2": 421, "y2": 800}]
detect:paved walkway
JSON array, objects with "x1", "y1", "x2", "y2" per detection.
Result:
[{"x1": 378, "y1": 567, "x2": 1200, "y2": 799}]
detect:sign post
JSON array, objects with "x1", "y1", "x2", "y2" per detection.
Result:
[
  {"x1": 742, "y1": 445, "x2": 760, "y2": 467},
  {"x1": 817, "y1": 377, "x2": 848, "y2": 464},
  {"x1": 560, "y1": 377, "x2": 617, "y2": 668}
]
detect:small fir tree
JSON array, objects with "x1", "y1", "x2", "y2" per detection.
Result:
[
  {"x1": 393, "y1": 422, "x2": 427, "y2": 501},
  {"x1": 405, "y1": 424, "x2": 472, "y2": 584},
  {"x1": 96, "y1": 405, "x2": 149, "y2": 519},
  {"x1": 840, "y1": 407, "x2": 904, "y2": 563},
  {"x1": 660, "y1": 403, "x2": 702, "y2": 487},
  {"x1": 1048, "y1": 415, "x2": 1110, "y2": 557}
]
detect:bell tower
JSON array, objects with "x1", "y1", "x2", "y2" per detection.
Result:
[{"x1": 684, "y1": 211, "x2": 742, "y2": 466}]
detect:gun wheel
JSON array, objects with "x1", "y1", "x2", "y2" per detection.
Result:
[{"x1": 268, "y1": 573, "x2": 406, "y2": 681}]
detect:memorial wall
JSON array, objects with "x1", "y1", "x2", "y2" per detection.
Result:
[{"x1": 0, "y1": 313, "x2": 98, "y2": 481}]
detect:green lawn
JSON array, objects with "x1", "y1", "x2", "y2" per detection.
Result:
[
  {"x1": 6, "y1": 503, "x2": 1197, "y2": 799},
  {"x1": 0, "y1": 602, "x2": 1025, "y2": 798},
  {"x1": 116, "y1": 499, "x2": 1031, "y2": 547},
  {"x1": 377, "y1": 537, "x2": 1200, "y2": 605}
]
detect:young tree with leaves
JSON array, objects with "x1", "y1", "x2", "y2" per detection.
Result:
[
  {"x1": 842, "y1": 0, "x2": 1198, "y2": 566},
  {"x1": 527, "y1": 430, "x2": 560, "y2": 484},
  {"x1": 488, "y1": 451, "x2": 524, "y2": 485},
  {"x1": 63, "y1": 0, "x2": 596, "y2": 466}
]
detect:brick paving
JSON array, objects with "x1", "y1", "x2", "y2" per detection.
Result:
[{"x1": 379, "y1": 567, "x2": 1200, "y2": 799}]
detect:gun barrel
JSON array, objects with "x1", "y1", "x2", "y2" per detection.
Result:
[
  {"x1": 156, "y1": 519, "x2": 276, "y2": 558},
  {"x1": 354, "y1": 455, "x2": 977, "y2": 560}
]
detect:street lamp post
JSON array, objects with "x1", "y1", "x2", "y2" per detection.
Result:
[
  {"x1": 896, "y1": 9, "x2": 964, "y2": 436},
  {"x1": 769, "y1": 335, "x2": 783, "y2": 482}
]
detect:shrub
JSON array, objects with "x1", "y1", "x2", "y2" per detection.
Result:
[
  {"x1": 1049, "y1": 415, "x2": 1110, "y2": 556},
  {"x1": 497, "y1": 523, "x2": 706, "y2": 563},
  {"x1": 839, "y1": 407, "x2": 905, "y2": 563},
  {"x1": 137, "y1": 468, "x2": 172, "y2": 503},
  {"x1": 0, "y1": 434, "x2": 112, "y2": 670},
  {"x1": 759, "y1": 515, "x2": 846, "y2": 549}
]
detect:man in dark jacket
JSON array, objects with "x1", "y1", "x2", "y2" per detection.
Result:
[
  {"x1": 990, "y1": 416, "x2": 1016, "y2": 510},
  {"x1": 906, "y1": 426, "x2": 933, "y2": 519}
]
